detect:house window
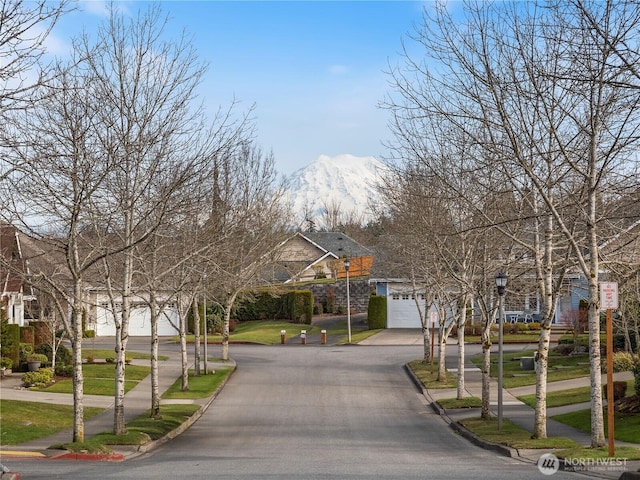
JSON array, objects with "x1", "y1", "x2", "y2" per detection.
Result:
[
  {"x1": 402, "y1": 294, "x2": 410, "y2": 300},
  {"x1": 392, "y1": 294, "x2": 400, "y2": 300}
]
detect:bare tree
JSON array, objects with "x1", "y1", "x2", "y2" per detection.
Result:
[
  {"x1": 0, "y1": 0, "x2": 71, "y2": 118},
  {"x1": 202, "y1": 142, "x2": 289, "y2": 361},
  {"x1": 72, "y1": 3, "x2": 210, "y2": 435},
  {"x1": 1, "y1": 56, "x2": 114, "y2": 442},
  {"x1": 383, "y1": 0, "x2": 640, "y2": 446}
]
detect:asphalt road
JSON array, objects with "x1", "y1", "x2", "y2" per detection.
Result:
[{"x1": 9, "y1": 343, "x2": 590, "y2": 479}]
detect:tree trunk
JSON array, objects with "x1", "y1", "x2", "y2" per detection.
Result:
[
  {"x1": 533, "y1": 326, "x2": 551, "y2": 438},
  {"x1": 180, "y1": 307, "x2": 189, "y2": 391},
  {"x1": 437, "y1": 333, "x2": 447, "y2": 382},
  {"x1": 150, "y1": 298, "x2": 160, "y2": 419},
  {"x1": 222, "y1": 302, "x2": 231, "y2": 361},
  {"x1": 480, "y1": 324, "x2": 492, "y2": 420},
  {"x1": 422, "y1": 325, "x2": 431, "y2": 363},
  {"x1": 457, "y1": 317, "x2": 465, "y2": 400},
  {"x1": 193, "y1": 298, "x2": 201, "y2": 376},
  {"x1": 71, "y1": 297, "x2": 84, "y2": 442},
  {"x1": 588, "y1": 278, "x2": 605, "y2": 447}
]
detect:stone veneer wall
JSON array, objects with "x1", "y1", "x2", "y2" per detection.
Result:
[{"x1": 305, "y1": 279, "x2": 372, "y2": 314}]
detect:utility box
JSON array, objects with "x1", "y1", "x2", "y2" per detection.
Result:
[{"x1": 520, "y1": 356, "x2": 535, "y2": 371}]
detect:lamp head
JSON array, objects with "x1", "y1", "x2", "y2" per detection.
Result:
[{"x1": 495, "y1": 272, "x2": 508, "y2": 296}]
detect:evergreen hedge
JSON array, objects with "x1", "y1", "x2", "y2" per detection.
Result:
[{"x1": 367, "y1": 295, "x2": 386, "y2": 330}]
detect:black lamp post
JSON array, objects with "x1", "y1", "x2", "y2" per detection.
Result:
[
  {"x1": 344, "y1": 258, "x2": 351, "y2": 344},
  {"x1": 495, "y1": 272, "x2": 508, "y2": 430}
]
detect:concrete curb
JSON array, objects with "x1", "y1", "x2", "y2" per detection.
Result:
[
  {"x1": 132, "y1": 364, "x2": 237, "y2": 457},
  {"x1": 404, "y1": 362, "x2": 525, "y2": 460}
]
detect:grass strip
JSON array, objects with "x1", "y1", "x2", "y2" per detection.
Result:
[
  {"x1": 438, "y1": 397, "x2": 482, "y2": 409},
  {"x1": 407, "y1": 360, "x2": 457, "y2": 389},
  {"x1": 54, "y1": 404, "x2": 201, "y2": 453},
  {"x1": 163, "y1": 367, "x2": 234, "y2": 399},
  {"x1": 459, "y1": 417, "x2": 580, "y2": 450}
]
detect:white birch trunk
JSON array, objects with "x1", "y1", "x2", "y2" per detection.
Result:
[
  {"x1": 150, "y1": 297, "x2": 160, "y2": 419},
  {"x1": 193, "y1": 298, "x2": 201, "y2": 376},
  {"x1": 457, "y1": 317, "x2": 465, "y2": 400}
]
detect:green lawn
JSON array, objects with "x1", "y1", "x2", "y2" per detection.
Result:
[
  {"x1": 163, "y1": 368, "x2": 234, "y2": 399},
  {"x1": 0, "y1": 399, "x2": 104, "y2": 445},
  {"x1": 518, "y1": 379, "x2": 636, "y2": 408},
  {"x1": 465, "y1": 333, "x2": 543, "y2": 344},
  {"x1": 438, "y1": 397, "x2": 482, "y2": 409},
  {"x1": 552, "y1": 408, "x2": 640, "y2": 444},
  {"x1": 82, "y1": 349, "x2": 168, "y2": 361},
  {"x1": 458, "y1": 417, "x2": 579, "y2": 449},
  {"x1": 176, "y1": 319, "x2": 374, "y2": 345},
  {"x1": 470, "y1": 350, "x2": 592, "y2": 388},
  {"x1": 34, "y1": 364, "x2": 151, "y2": 395},
  {"x1": 408, "y1": 360, "x2": 457, "y2": 389}
]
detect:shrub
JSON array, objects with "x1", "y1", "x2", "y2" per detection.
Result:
[
  {"x1": 27, "y1": 353, "x2": 49, "y2": 364},
  {"x1": 603, "y1": 351, "x2": 636, "y2": 373},
  {"x1": 367, "y1": 295, "x2": 386, "y2": 330},
  {"x1": 553, "y1": 344, "x2": 575, "y2": 356},
  {"x1": 125, "y1": 356, "x2": 132, "y2": 365},
  {"x1": 20, "y1": 325, "x2": 35, "y2": 344},
  {"x1": 85, "y1": 354, "x2": 95, "y2": 364},
  {"x1": 0, "y1": 357, "x2": 13, "y2": 369},
  {"x1": 106, "y1": 357, "x2": 115, "y2": 363},
  {"x1": 633, "y1": 359, "x2": 640, "y2": 396},
  {"x1": 55, "y1": 364, "x2": 73, "y2": 377},
  {"x1": 22, "y1": 368, "x2": 54, "y2": 387},
  {"x1": 528, "y1": 322, "x2": 541, "y2": 331},
  {"x1": 19, "y1": 343, "x2": 34, "y2": 363},
  {"x1": 35, "y1": 343, "x2": 72, "y2": 366},
  {"x1": 83, "y1": 329, "x2": 96, "y2": 338},
  {"x1": 1, "y1": 316, "x2": 19, "y2": 366},
  {"x1": 465, "y1": 324, "x2": 482, "y2": 336}
]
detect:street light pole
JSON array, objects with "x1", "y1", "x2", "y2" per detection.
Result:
[
  {"x1": 344, "y1": 258, "x2": 351, "y2": 344},
  {"x1": 495, "y1": 272, "x2": 508, "y2": 431}
]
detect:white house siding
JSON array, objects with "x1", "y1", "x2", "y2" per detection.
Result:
[{"x1": 93, "y1": 295, "x2": 179, "y2": 337}]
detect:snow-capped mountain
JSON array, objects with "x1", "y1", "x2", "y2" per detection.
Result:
[{"x1": 284, "y1": 154, "x2": 387, "y2": 229}]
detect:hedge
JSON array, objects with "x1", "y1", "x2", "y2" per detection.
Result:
[
  {"x1": 3, "y1": 323, "x2": 21, "y2": 368},
  {"x1": 235, "y1": 290, "x2": 314, "y2": 324},
  {"x1": 368, "y1": 295, "x2": 386, "y2": 330}
]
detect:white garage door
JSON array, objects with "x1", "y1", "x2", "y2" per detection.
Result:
[
  {"x1": 95, "y1": 304, "x2": 178, "y2": 337},
  {"x1": 386, "y1": 293, "x2": 426, "y2": 328}
]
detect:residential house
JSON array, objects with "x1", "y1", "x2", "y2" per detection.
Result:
[
  {"x1": 0, "y1": 224, "x2": 35, "y2": 326},
  {"x1": 275, "y1": 231, "x2": 374, "y2": 283}
]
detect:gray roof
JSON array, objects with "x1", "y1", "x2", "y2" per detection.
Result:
[{"x1": 301, "y1": 232, "x2": 372, "y2": 259}]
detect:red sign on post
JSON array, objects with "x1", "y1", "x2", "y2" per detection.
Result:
[{"x1": 600, "y1": 282, "x2": 619, "y2": 310}]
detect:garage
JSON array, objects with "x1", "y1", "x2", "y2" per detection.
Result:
[
  {"x1": 92, "y1": 293, "x2": 179, "y2": 337},
  {"x1": 370, "y1": 279, "x2": 434, "y2": 329}
]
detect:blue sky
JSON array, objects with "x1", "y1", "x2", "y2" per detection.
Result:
[{"x1": 50, "y1": 1, "x2": 428, "y2": 176}]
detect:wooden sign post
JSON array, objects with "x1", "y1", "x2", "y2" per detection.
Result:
[{"x1": 600, "y1": 282, "x2": 618, "y2": 458}]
